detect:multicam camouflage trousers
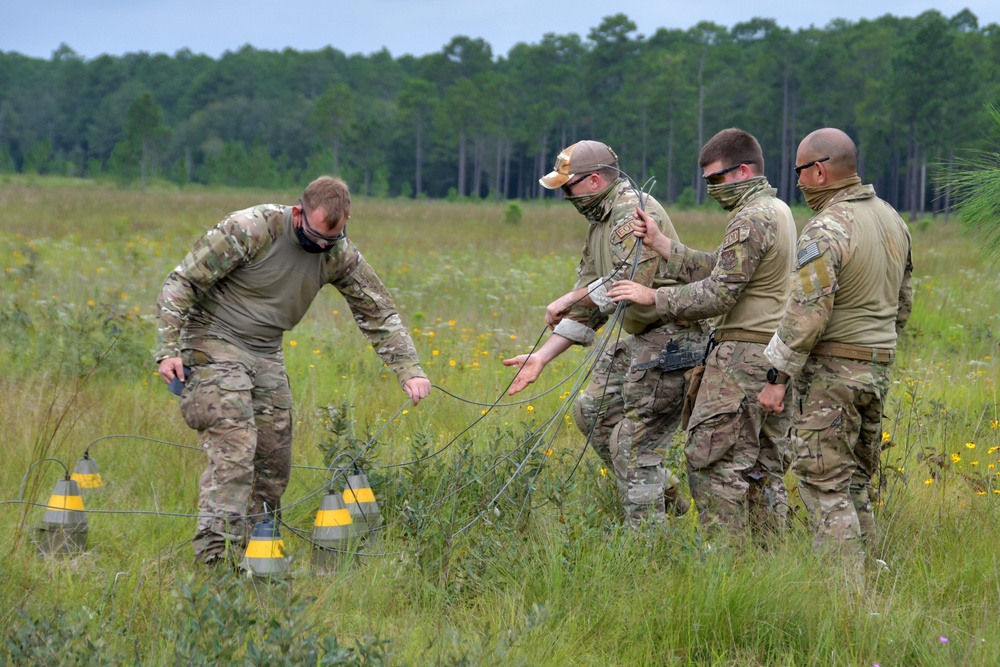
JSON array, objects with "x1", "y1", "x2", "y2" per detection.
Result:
[
  {"x1": 685, "y1": 341, "x2": 792, "y2": 538},
  {"x1": 178, "y1": 338, "x2": 293, "y2": 564},
  {"x1": 791, "y1": 355, "x2": 891, "y2": 556},
  {"x1": 573, "y1": 323, "x2": 706, "y2": 527}
]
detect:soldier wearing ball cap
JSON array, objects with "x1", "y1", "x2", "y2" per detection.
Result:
[{"x1": 504, "y1": 140, "x2": 708, "y2": 527}]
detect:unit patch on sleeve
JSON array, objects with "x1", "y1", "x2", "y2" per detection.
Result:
[
  {"x1": 719, "y1": 248, "x2": 739, "y2": 271},
  {"x1": 614, "y1": 220, "x2": 637, "y2": 241},
  {"x1": 721, "y1": 226, "x2": 750, "y2": 248}
]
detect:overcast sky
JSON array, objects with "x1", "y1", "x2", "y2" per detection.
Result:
[{"x1": 3, "y1": 0, "x2": 996, "y2": 61}]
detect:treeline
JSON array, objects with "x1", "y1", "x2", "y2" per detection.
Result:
[{"x1": 0, "y1": 9, "x2": 997, "y2": 211}]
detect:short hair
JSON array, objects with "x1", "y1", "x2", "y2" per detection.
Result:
[
  {"x1": 595, "y1": 165, "x2": 620, "y2": 182},
  {"x1": 302, "y1": 176, "x2": 351, "y2": 225},
  {"x1": 699, "y1": 128, "x2": 764, "y2": 175}
]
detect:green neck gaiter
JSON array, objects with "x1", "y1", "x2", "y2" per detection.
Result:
[
  {"x1": 799, "y1": 175, "x2": 862, "y2": 211},
  {"x1": 565, "y1": 178, "x2": 620, "y2": 220},
  {"x1": 707, "y1": 176, "x2": 768, "y2": 212}
]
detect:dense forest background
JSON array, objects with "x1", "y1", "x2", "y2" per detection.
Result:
[{"x1": 1, "y1": 9, "x2": 997, "y2": 212}]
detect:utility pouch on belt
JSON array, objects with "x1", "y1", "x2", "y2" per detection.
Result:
[
  {"x1": 631, "y1": 341, "x2": 702, "y2": 374},
  {"x1": 680, "y1": 364, "x2": 705, "y2": 431}
]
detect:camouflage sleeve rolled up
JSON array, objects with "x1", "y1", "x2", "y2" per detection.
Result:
[
  {"x1": 660, "y1": 241, "x2": 717, "y2": 283},
  {"x1": 765, "y1": 220, "x2": 845, "y2": 376},
  {"x1": 329, "y1": 244, "x2": 426, "y2": 385},
  {"x1": 896, "y1": 245, "x2": 914, "y2": 335},
  {"x1": 154, "y1": 212, "x2": 265, "y2": 361},
  {"x1": 654, "y1": 216, "x2": 770, "y2": 322}
]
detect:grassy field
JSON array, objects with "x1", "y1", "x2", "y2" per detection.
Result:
[{"x1": 1, "y1": 176, "x2": 998, "y2": 665}]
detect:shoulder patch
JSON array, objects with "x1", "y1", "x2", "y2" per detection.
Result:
[
  {"x1": 796, "y1": 242, "x2": 821, "y2": 268},
  {"x1": 614, "y1": 220, "x2": 637, "y2": 241},
  {"x1": 722, "y1": 226, "x2": 750, "y2": 248},
  {"x1": 719, "y1": 249, "x2": 739, "y2": 271}
]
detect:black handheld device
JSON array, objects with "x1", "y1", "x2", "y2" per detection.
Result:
[{"x1": 168, "y1": 366, "x2": 193, "y2": 396}]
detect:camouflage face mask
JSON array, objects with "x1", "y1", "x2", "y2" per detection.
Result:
[
  {"x1": 798, "y1": 175, "x2": 862, "y2": 211},
  {"x1": 706, "y1": 176, "x2": 767, "y2": 212},
  {"x1": 564, "y1": 178, "x2": 619, "y2": 220}
]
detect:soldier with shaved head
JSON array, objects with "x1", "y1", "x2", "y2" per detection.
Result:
[{"x1": 758, "y1": 129, "x2": 913, "y2": 561}]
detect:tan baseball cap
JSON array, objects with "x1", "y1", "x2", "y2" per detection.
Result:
[{"x1": 539, "y1": 140, "x2": 619, "y2": 189}]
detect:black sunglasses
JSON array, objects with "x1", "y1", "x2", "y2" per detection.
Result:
[
  {"x1": 563, "y1": 173, "x2": 592, "y2": 190},
  {"x1": 299, "y1": 199, "x2": 347, "y2": 243},
  {"x1": 703, "y1": 163, "x2": 750, "y2": 185},
  {"x1": 794, "y1": 156, "x2": 830, "y2": 176}
]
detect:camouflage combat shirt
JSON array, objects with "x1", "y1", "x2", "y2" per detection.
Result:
[
  {"x1": 154, "y1": 205, "x2": 426, "y2": 385},
  {"x1": 653, "y1": 179, "x2": 796, "y2": 334},
  {"x1": 554, "y1": 178, "x2": 687, "y2": 344},
  {"x1": 765, "y1": 181, "x2": 913, "y2": 376}
]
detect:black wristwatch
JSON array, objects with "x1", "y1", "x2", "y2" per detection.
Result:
[{"x1": 766, "y1": 368, "x2": 789, "y2": 385}]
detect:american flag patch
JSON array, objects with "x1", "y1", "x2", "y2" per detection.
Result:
[{"x1": 797, "y1": 242, "x2": 820, "y2": 268}]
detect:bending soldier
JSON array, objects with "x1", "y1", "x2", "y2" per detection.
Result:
[{"x1": 503, "y1": 141, "x2": 707, "y2": 527}]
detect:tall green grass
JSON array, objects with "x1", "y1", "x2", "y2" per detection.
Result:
[{"x1": 0, "y1": 180, "x2": 997, "y2": 665}]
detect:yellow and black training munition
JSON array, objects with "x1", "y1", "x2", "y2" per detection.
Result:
[
  {"x1": 70, "y1": 454, "x2": 103, "y2": 489},
  {"x1": 241, "y1": 518, "x2": 290, "y2": 578},
  {"x1": 34, "y1": 478, "x2": 88, "y2": 556},
  {"x1": 342, "y1": 472, "x2": 383, "y2": 540},
  {"x1": 311, "y1": 491, "x2": 358, "y2": 569}
]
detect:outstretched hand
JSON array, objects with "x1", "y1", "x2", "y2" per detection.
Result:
[{"x1": 502, "y1": 354, "x2": 546, "y2": 396}]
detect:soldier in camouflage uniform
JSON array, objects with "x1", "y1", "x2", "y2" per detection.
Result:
[
  {"x1": 608, "y1": 129, "x2": 797, "y2": 539},
  {"x1": 758, "y1": 129, "x2": 912, "y2": 559},
  {"x1": 155, "y1": 176, "x2": 431, "y2": 565},
  {"x1": 503, "y1": 141, "x2": 707, "y2": 527}
]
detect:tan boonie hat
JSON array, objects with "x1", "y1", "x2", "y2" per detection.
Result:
[{"x1": 539, "y1": 140, "x2": 619, "y2": 189}]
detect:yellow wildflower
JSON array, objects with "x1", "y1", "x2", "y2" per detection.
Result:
[
  {"x1": 449, "y1": 359, "x2": 456, "y2": 367},
  {"x1": 966, "y1": 441, "x2": 976, "y2": 449},
  {"x1": 882, "y1": 431, "x2": 891, "y2": 442},
  {"x1": 925, "y1": 478, "x2": 934, "y2": 485},
  {"x1": 951, "y1": 453, "x2": 961, "y2": 464},
  {"x1": 289, "y1": 340, "x2": 297, "y2": 346},
  {"x1": 600, "y1": 468, "x2": 607, "y2": 477}
]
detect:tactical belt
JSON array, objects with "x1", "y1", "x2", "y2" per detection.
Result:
[
  {"x1": 712, "y1": 329, "x2": 773, "y2": 345},
  {"x1": 811, "y1": 341, "x2": 895, "y2": 364},
  {"x1": 631, "y1": 342, "x2": 703, "y2": 373}
]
